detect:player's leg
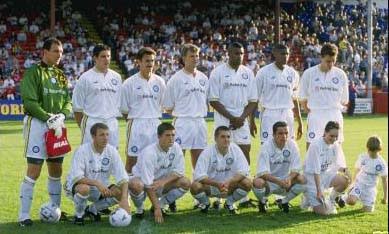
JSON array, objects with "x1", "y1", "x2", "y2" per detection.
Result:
[
  {"x1": 80, "y1": 115, "x2": 93, "y2": 145},
  {"x1": 329, "y1": 174, "x2": 349, "y2": 207},
  {"x1": 19, "y1": 117, "x2": 45, "y2": 226},
  {"x1": 190, "y1": 181, "x2": 212, "y2": 212},
  {"x1": 224, "y1": 177, "x2": 252, "y2": 214},
  {"x1": 190, "y1": 118, "x2": 207, "y2": 168},
  {"x1": 159, "y1": 176, "x2": 191, "y2": 210},
  {"x1": 279, "y1": 175, "x2": 306, "y2": 213},
  {"x1": 128, "y1": 177, "x2": 146, "y2": 218},
  {"x1": 190, "y1": 149, "x2": 203, "y2": 169},
  {"x1": 252, "y1": 177, "x2": 269, "y2": 213},
  {"x1": 85, "y1": 185, "x2": 122, "y2": 221},
  {"x1": 108, "y1": 118, "x2": 120, "y2": 149},
  {"x1": 72, "y1": 183, "x2": 91, "y2": 224},
  {"x1": 46, "y1": 158, "x2": 64, "y2": 208}
]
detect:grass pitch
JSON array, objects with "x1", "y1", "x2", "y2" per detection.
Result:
[{"x1": 0, "y1": 115, "x2": 387, "y2": 234}]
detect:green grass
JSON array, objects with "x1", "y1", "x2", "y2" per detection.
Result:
[{"x1": 0, "y1": 115, "x2": 388, "y2": 234}]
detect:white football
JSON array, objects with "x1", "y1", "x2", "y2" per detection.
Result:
[
  {"x1": 109, "y1": 207, "x2": 131, "y2": 227},
  {"x1": 39, "y1": 202, "x2": 61, "y2": 223}
]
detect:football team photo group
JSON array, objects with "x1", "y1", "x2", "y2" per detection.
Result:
[{"x1": 0, "y1": 0, "x2": 388, "y2": 233}]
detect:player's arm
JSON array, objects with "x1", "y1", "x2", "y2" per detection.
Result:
[
  {"x1": 293, "y1": 99, "x2": 303, "y2": 140},
  {"x1": 249, "y1": 103, "x2": 258, "y2": 137},
  {"x1": 145, "y1": 187, "x2": 163, "y2": 223},
  {"x1": 209, "y1": 101, "x2": 235, "y2": 121},
  {"x1": 74, "y1": 112, "x2": 84, "y2": 127},
  {"x1": 152, "y1": 173, "x2": 181, "y2": 190},
  {"x1": 60, "y1": 84, "x2": 72, "y2": 118},
  {"x1": 224, "y1": 173, "x2": 245, "y2": 190},
  {"x1": 198, "y1": 177, "x2": 224, "y2": 191},
  {"x1": 381, "y1": 175, "x2": 388, "y2": 204},
  {"x1": 260, "y1": 173, "x2": 288, "y2": 188},
  {"x1": 313, "y1": 173, "x2": 323, "y2": 201},
  {"x1": 20, "y1": 68, "x2": 51, "y2": 121},
  {"x1": 118, "y1": 181, "x2": 130, "y2": 213}
]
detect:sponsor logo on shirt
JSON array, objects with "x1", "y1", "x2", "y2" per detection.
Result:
[
  {"x1": 99, "y1": 87, "x2": 117, "y2": 93},
  {"x1": 43, "y1": 88, "x2": 67, "y2": 95},
  {"x1": 315, "y1": 86, "x2": 339, "y2": 92},
  {"x1": 223, "y1": 82, "x2": 247, "y2": 89}
]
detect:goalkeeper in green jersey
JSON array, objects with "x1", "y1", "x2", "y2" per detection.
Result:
[{"x1": 18, "y1": 38, "x2": 71, "y2": 227}]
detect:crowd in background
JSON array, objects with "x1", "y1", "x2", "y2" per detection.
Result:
[{"x1": 0, "y1": 0, "x2": 388, "y2": 100}]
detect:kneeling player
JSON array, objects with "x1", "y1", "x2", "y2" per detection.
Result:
[
  {"x1": 253, "y1": 121, "x2": 306, "y2": 213},
  {"x1": 302, "y1": 121, "x2": 351, "y2": 215},
  {"x1": 343, "y1": 136, "x2": 388, "y2": 212},
  {"x1": 190, "y1": 126, "x2": 252, "y2": 214},
  {"x1": 64, "y1": 123, "x2": 130, "y2": 225},
  {"x1": 128, "y1": 123, "x2": 190, "y2": 224}
]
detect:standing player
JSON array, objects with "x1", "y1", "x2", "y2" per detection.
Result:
[
  {"x1": 190, "y1": 126, "x2": 252, "y2": 214},
  {"x1": 18, "y1": 38, "x2": 72, "y2": 226},
  {"x1": 128, "y1": 123, "x2": 190, "y2": 223},
  {"x1": 303, "y1": 121, "x2": 351, "y2": 215},
  {"x1": 299, "y1": 43, "x2": 349, "y2": 149},
  {"x1": 163, "y1": 43, "x2": 209, "y2": 168},
  {"x1": 343, "y1": 136, "x2": 388, "y2": 212},
  {"x1": 252, "y1": 121, "x2": 305, "y2": 213},
  {"x1": 251, "y1": 44, "x2": 303, "y2": 144},
  {"x1": 64, "y1": 123, "x2": 130, "y2": 225},
  {"x1": 120, "y1": 47, "x2": 166, "y2": 176},
  {"x1": 72, "y1": 43, "x2": 122, "y2": 148}
]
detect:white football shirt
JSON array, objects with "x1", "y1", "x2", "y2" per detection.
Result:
[
  {"x1": 120, "y1": 72, "x2": 166, "y2": 119},
  {"x1": 66, "y1": 143, "x2": 129, "y2": 188},
  {"x1": 72, "y1": 68, "x2": 122, "y2": 119},
  {"x1": 354, "y1": 154, "x2": 388, "y2": 187},
  {"x1": 256, "y1": 63, "x2": 299, "y2": 109},
  {"x1": 256, "y1": 139, "x2": 301, "y2": 179},
  {"x1": 132, "y1": 142, "x2": 185, "y2": 187},
  {"x1": 193, "y1": 142, "x2": 249, "y2": 183},
  {"x1": 299, "y1": 65, "x2": 349, "y2": 110},
  {"x1": 209, "y1": 63, "x2": 257, "y2": 121},
  {"x1": 163, "y1": 69, "x2": 209, "y2": 117}
]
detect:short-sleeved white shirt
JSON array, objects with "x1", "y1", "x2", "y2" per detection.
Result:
[
  {"x1": 256, "y1": 139, "x2": 301, "y2": 179},
  {"x1": 304, "y1": 138, "x2": 346, "y2": 189},
  {"x1": 72, "y1": 68, "x2": 122, "y2": 119},
  {"x1": 256, "y1": 63, "x2": 299, "y2": 109},
  {"x1": 66, "y1": 143, "x2": 128, "y2": 188},
  {"x1": 132, "y1": 142, "x2": 185, "y2": 187},
  {"x1": 354, "y1": 154, "x2": 388, "y2": 187},
  {"x1": 163, "y1": 69, "x2": 209, "y2": 117},
  {"x1": 193, "y1": 142, "x2": 249, "y2": 183},
  {"x1": 299, "y1": 65, "x2": 349, "y2": 110},
  {"x1": 209, "y1": 63, "x2": 257, "y2": 118},
  {"x1": 120, "y1": 72, "x2": 166, "y2": 119}
]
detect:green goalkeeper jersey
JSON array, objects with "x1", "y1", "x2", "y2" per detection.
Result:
[{"x1": 20, "y1": 62, "x2": 72, "y2": 122}]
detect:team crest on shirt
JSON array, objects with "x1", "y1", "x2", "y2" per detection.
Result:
[
  {"x1": 226, "y1": 157, "x2": 234, "y2": 165},
  {"x1": 175, "y1": 137, "x2": 182, "y2": 145},
  {"x1": 111, "y1": 79, "x2": 118, "y2": 85},
  {"x1": 131, "y1": 146, "x2": 138, "y2": 153},
  {"x1": 199, "y1": 79, "x2": 206, "y2": 86},
  {"x1": 262, "y1": 132, "x2": 268, "y2": 138},
  {"x1": 153, "y1": 85, "x2": 160, "y2": 92},
  {"x1": 169, "y1": 153, "x2": 175, "y2": 161},
  {"x1": 332, "y1": 77, "x2": 339, "y2": 84},
  {"x1": 50, "y1": 77, "x2": 57, "y2": 84},
  {"x1": 283, "y1": 150, "x2": 291, "y2": 157},
  {"x1": 309, "y1": 132, "x2": 315, "y2": 139},
  {"x1": 102, "y1": 158, "x2": 110, "y2": 166},
  {"x1": 32, "y1": 146, "x2": 40, "y2": 153},
  {"x1": 242, "y1": 73, "x2": 249, "y2": 80},
  {"x1": 376, "y1": 164, "x2": 383, "y2": 171},
  {"x1": 286, "y1": 76, "x2": 293, "y2": 83},
  {"x1": 354, "y1": 187, "x2": 361, "y2": 194}
]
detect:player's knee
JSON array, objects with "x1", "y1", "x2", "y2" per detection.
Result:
[
  {"x1": 110, "y1": 185, "x2": 122, "y2": 198},
  {"x1": 346, "y1": 196, "x2": 357, "y2": 205},
  {"x1": 128, "y1": 179, "x2": 144, "y2": 194},
  {"x1": 178, "y1": 177, "x2": 191, "y2": 190},
  {"x1": 291, "y1": 183, "x2": 305, "y2": 194},
  {"x1": 253, "y1": 178, "x2": 266, "y2": 189},
  {"x1": 75, "y1": 184, "x2": 90, "y2": 196},
  {"x1": 190, "y1": 181, "x2": 203, "y2": 194},
  {"x1": 296, "y1": 174, "x2": 307, "y2": 184},
  {"x1": 240, "y1": 178, "x2": 252, "y2": 191}
]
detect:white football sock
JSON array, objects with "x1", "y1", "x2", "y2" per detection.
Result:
[
  {"x1": 48, "y1": 176, "x2": 62, "y2": 207},
  {"x1": 18, "y1": 176, "x2": 36, "y2": 221}
]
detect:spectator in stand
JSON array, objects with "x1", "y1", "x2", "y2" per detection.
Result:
[{"x1": 348, "y1": 80, "x2": 357, "y2": 116}]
